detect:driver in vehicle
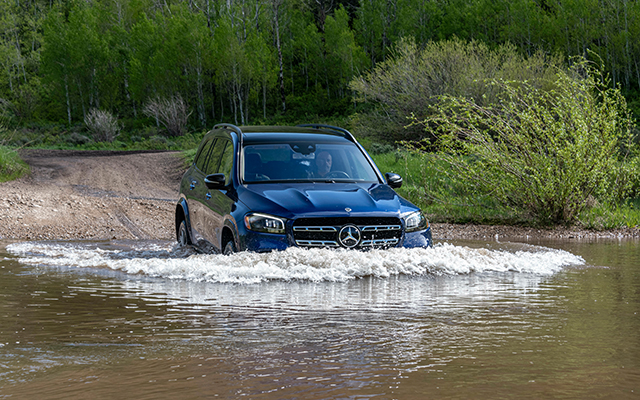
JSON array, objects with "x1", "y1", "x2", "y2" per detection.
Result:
[{"x1": 312, "y1": 150, "x2": 332, "y2": 178}]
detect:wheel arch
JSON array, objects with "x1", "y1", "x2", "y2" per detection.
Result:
[
  {"x1": 175, "y1": 199, "x2": 191, "y2": 240},
  {"x1": 221, "y1": 218, "x2": 239, "y2": 251}
]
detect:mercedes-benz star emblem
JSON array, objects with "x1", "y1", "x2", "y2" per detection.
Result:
[{"x1": 338, "y1": 225, "x2": 361, "y2": 248}]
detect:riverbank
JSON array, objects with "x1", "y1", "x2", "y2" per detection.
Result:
[
  {"x1": 0, "y1": 149, "x2": 638, "y2": 242},
  {"x1": 435, "y1": 222, "x2": 640, "y2": 242}
]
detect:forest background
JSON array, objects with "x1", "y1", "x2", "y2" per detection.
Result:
[
  {"x1": 3, "y1": 0, "x2": 640, "y2": 134},
  {"x1": 2, "y1": 0, "x2": 640, "y2": 227}
]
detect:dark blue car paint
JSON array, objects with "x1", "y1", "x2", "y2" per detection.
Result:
[{"x1": 176, "y1": 125, "x2": 432, "y2": 253}]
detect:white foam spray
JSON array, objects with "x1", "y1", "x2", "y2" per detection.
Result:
[{"x1": 6, "y1": 241, "x2": 585, "y2": 284}]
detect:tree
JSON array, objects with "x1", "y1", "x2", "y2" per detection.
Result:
[
  {"x1": 42, "y1": 3, "x2": 108, "y2": 124},
  {"x1": 324, "y1": 5, "x2": 367, "y2": 98},
  {"x1": 269, "y1": 0, "x2": 286, "y2": 113}
]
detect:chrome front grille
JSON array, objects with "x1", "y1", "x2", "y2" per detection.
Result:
[{"x1": 292, "y1": 218, "x2": 402, "y2": 249}]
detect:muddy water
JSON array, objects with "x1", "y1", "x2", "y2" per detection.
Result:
[{"x1": 0, "y1": 239, "x2": 638, "y2": 399}]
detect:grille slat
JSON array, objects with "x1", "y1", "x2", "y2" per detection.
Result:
[
  {"x1": 295, "y1": 240, "x2": 339, "y2": 247},
  {"x1": 293, "y1": 218, "x2": 402, "y2": 249},
  {"x1": 362, "y1": 225, "x2": 401, "y2": 232},
  {"x1": 293, "y1": 226, "x2": 337, "y2": 232}
]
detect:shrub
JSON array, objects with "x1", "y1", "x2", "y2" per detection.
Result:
[
  {"x1": 143, "y1": 94, "x2": 191, "y2": 137},
  {"x1": 367, "y1": 142, "x2": 395, "y2": 155},
  {"x1": 418, "y1": 60, "x2": 636, "y2": 225},
  {"x1": 349, "y1": 37, "x2": 563, "y2": 143},
  {"x1": 84, "y1": 109, "x2": 121, "y2": 142}
]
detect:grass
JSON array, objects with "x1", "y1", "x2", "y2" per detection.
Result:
[
  {"x1": 367, "y1": 148, "x2": 525, "y2": 225},
  {"x1": 578, "y1": 199, "x2": 640, "y2": 230},
  {"x1": 184, "y1": 133, "x2": 640, "y2": 229},
  {"x1": 181, "y1": 148, "x2": 198, "y2": 168},
  {"x1": 0, "y1": 145, "x2": 29, "y2": 182}
]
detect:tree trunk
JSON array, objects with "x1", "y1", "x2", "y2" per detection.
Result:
[
  {"x1": 263, "y1": 78, "x2": 267, "y2": 120},
  {"x1": 273, "y1": 0, "x2": 285, "y2": 113},
  {"x1": 65, "y1": 74, "x2": 71, "y2": 125},
  {"x1": 196, "y1": 55, "x2": 206, "y2": 127},
  {"x1": 76, "y1": 79, "x2": 86, "y2": 120}
]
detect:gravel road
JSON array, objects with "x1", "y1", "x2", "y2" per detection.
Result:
[{"x1": 0, "y1": 149, "x2": 183, "y2": 241}]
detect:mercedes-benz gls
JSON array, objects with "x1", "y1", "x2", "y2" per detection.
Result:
[{"x1": 175, "y1": 124, "x2": 432, "y2": 254}]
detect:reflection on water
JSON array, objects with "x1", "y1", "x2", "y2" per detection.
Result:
[{"x1": 0, "y1": 239, "x2": 638, "y2": 399}]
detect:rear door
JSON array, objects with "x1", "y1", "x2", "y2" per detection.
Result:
[
  {"x1": 186, "y1": 138, "x2": 215, "y2": 246},
  {"x1": 201, "y1": 138, "x2": 236, "y2": 250}
]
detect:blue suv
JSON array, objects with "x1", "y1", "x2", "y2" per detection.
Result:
[{"x1": 175, "y1": 124, "x2": 432, "y2": 254}]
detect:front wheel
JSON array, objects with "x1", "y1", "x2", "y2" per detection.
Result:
[
  {"x1": 177, "y1": 220, "x2": 191, "y2": 247},
  {"x1": 223, "y1": 240, "x2": 236, "y2": 255}
]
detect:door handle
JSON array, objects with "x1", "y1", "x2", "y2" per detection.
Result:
[
  {"x1": 205, "y1": 193, "x2": 212, "y2": 200},
  {"x1": 190, "y1": 180, "x2": 197, "y2": 190}
]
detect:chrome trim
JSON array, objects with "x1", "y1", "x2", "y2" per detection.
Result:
[
  {"x1": 361, "y1": 238, "x2": 399, "y2": 246},
  {"x1": 295, "y1": 240, "x2": 339, "y2": 247},
  {"x1": 293, "y1": 226, "x2": 338, "y2": 232},
  {"x1": 361, "y1": 225, "x2": 401, "y2": 232}
]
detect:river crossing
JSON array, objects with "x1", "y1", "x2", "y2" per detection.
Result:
[{"x1": 0, "y1": 238, "x2": 638, "y2": 399}]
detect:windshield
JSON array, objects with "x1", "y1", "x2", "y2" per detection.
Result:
[{"x1": 242, "y1": 142, "x2": 380, "y2": 183}]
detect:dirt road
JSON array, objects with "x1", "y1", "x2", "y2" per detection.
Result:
[
  {"x1": 0, "y1": 150, "x2": 184, "y2": 241},
  {"x1": 1, "y1": 149, "x2": 638, "y2": 242}
]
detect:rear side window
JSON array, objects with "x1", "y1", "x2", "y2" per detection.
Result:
[
  {"x1": 219, "y1": 141, "x2": 234, "y2": 184},
  {"x1": 195, "y1": 139, "x2": 214, "y2": 172},
  {"x1": 204, "y1": 139, "x2": 226, "y2": 175}
]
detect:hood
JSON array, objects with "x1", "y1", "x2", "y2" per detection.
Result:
[{"x1": 238, "y1": 182, "x2": 416, "y2": 218}]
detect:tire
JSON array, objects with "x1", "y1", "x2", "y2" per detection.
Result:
[
  {"x1": 223, "y1": 239, "x2": 237, "y2": 255},
  {"x1": 177, "y1": 219, "x2": 191, "y2": 247}
]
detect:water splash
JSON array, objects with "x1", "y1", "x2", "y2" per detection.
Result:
[{"x1": 5, "y1": 241, "x2": 584, "y2": 284}]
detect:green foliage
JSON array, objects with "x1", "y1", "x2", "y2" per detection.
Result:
[
  {"x1": 422, "y1": 60, "x2": 637, "y2": 225},
  {"x1": 350, "y1": 37, "x2": 564, "y2": 143},
  {"x1": 368, "y1": 148, "x2": 519, "y2": 224},
  {"x1": 5, "y1": 0, "x2": 640, "y2": 135}
]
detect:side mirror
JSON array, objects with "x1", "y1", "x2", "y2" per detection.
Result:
[
  {"x1": 385, "y1": 172, "x2": 403, "y2": 188},
  {"x1": 205, "y1": 173, "x2": 226, "y2": 189}
]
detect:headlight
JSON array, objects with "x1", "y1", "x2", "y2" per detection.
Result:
[
  {"x1": 404, "y1": 211, "x2": 428, "y2": 232},
  {"x1": 244, "y1": 213, "x2": 286, "y2": 234}
]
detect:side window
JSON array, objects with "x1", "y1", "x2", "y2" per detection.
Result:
[
  {"x1": 204, "y1": 138, "x2": 226, "y2": 175},
  {"x1": 219, "y1": 141, "x2": 234, "y2": 185},
  {"x1": 195, "y1": 139, "x2": 214, "y2": 172}
]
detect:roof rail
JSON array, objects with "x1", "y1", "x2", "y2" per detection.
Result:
[
  {"x1": 214, "y1": 123, "x2": 244, "y2": 150},
  {"x1": 214, "y1": 123, "x2": 243, "y2": 136},
  {"x1": 296, "y1": 124, "x2": 356, "y2": 142}
]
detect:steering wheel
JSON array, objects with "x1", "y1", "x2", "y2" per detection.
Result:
[
  {"x1": 325, "y1": 171, "x2": 350, "y2": 179},
  {"x1": 249, "y1": 173, "x2": 270, "y2": 181}
]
